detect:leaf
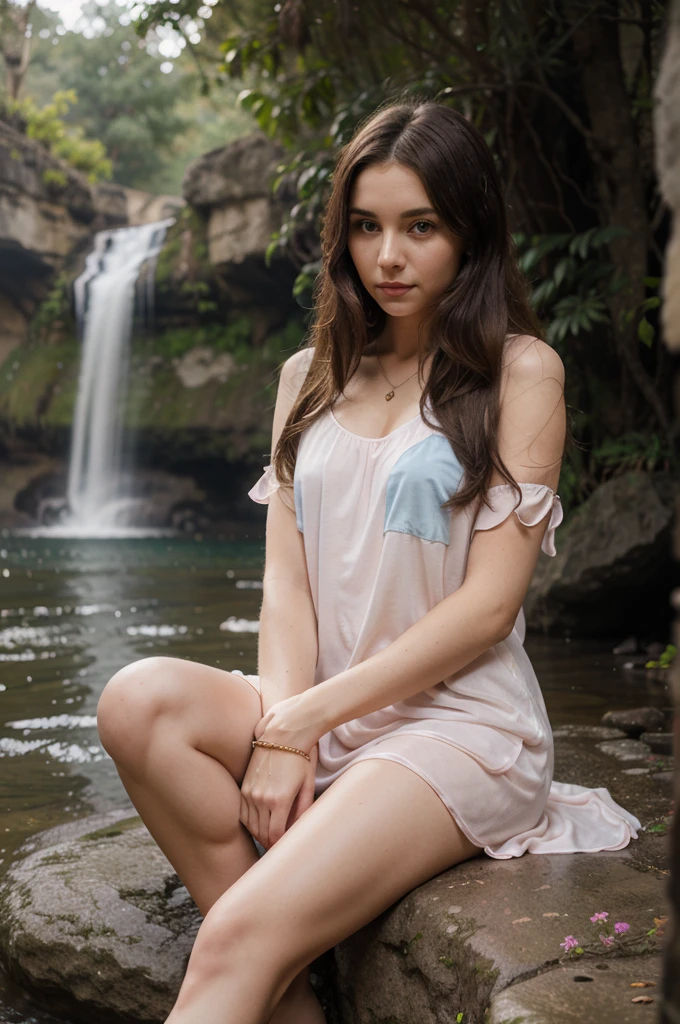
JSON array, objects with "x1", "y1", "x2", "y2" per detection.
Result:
[
  {"x1": 631, "y1": 996, "x2": 654, "y2": 1004},
  {"x1": 638, "y1": 318, "x2": 655, "y2": 347},
  {"x1": 630, "y1": 982, "x2": 656, "y2": 988}
]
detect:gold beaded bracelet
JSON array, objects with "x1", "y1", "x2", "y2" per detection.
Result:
[{"x1": 252, "y1": 738, "x2": 311, "y2": 761}]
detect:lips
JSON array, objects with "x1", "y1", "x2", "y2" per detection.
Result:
[{"x1": 377, "y1": 284, "x2": 414, "y2": 295}]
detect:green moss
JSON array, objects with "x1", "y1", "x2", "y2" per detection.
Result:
[
  {"x1": 155, "y1": 207, "x2": 211, "y2": 290},
  {"x1": 0, "y1": 339, "x2": 79, "y2": 428},
  {"x1": 80, "y1": 816, "x2": 142, "y2": 842}
]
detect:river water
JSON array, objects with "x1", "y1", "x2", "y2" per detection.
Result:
[{"x1": 0, "y1": 534, "x2": 672, "y2": 1023}]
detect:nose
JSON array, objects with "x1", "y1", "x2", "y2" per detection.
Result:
[{"x1": 377, "y1": 230, "x2": 406, "y2": 269}]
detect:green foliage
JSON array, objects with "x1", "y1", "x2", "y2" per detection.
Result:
[
  {"x1": 514, "y1": 227, "x2": 632, "y2": 346},
  {"x1": 21, "y1": 1, "x2": 255, "y2": 194},
  {"x1": 645, "y1": 644, "x2": 677, "y2": 670},
  {"x1": 149, "y1": 319, "x2": 254, "y2": 362},
  {"x1": 30, "y1": 272, "x2": 74, "y2": 339},
  {"x1": 4, "y1": 89, "x2": 112, "y2": 182},
  {"x1": 590, "y1": 432, "x2": 674, "y2": 475},
  {"x1": 42, "y1": 167, "x2": 68, "y2": 189},
  {"x1": 263, "y1": 315, "x2": 308, "y2": 360}
]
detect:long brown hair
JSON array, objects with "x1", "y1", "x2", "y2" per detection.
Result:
[{"x1": 273, "y1": 98, "x2": 564, "y2": 514}]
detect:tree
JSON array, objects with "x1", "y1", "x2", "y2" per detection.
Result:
[
  {"x1": 132, "y1": 0, "x2": 675, "y2": 502},
  {"x1": 0, "y1": 0, "x2": 36, "y2": 99}
]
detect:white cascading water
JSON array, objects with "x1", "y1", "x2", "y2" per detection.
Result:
[{"x1": 66, "y1": 218, "x2": 175, "y2": 533}]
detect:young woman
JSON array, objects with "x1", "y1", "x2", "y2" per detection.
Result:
[{"x1": 97, "y1": 100, "x2": 641, "y2": 1024}]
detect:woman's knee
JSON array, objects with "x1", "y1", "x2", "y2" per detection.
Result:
[
  {"x1": 97, "y1": 656, "x2": 181, "y2": 764},
  {"x1": 189, "y1": 892, "x2": 300, "y2": 993}
]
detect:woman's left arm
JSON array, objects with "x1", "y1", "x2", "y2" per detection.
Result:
[{"x1": 255, "y1": 336, "x2": 567, "y2": 751}]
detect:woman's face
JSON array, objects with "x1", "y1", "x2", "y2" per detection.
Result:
[{"x1": 347, "y1": 161, "x2": 465, "y2": 322}]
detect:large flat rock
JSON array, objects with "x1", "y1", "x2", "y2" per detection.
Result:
[
  {"x1": 0, "y1": 809, "x2": 201, "y2": 1022},
  {"x1": 334, "y1": 850, "x2": 667, "y2": 1023},
  {"x1": 0, "y1": 722, "x2": 672, "y2": 1024},
  {"x1": 487, "y1": 953, "x2": 663, "y2": 1023},
  {"x1": 335, "y1": 724, "x2": 672, "y2": 1023}
]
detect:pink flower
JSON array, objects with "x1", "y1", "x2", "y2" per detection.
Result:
[
  {"x1": 590, "y1": 911, "x2": 609, "y2": 923},
  {"x1": 599, "y1": 933, "x2": 614, "y2": 947},
  {"x1": 614, "y1": 922, "x2": 630, "y2": 934},
  {"x1": 560, "y1": 935, "x2": 579, "y2": 951}
]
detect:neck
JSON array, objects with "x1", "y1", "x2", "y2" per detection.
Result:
[{"x1": 375, "y1": 313, "x2": 432, "y2": 362}]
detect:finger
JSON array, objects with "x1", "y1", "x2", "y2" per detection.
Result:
[
  {"x1": 268, "y1": 799, "x2": 291, "y2": 847},
  {"x1": 289, "y1": 780, "x2": 314, "y2": 826},
  {"x1": 256, "y1": 802, "x2": 270, "y2": 850},
  {"x1": 239, "y1": 792, "x2": 251, "y2": 834},
  {"x1": 253, "y1": 712, "x2": 272, "y2": 740}
]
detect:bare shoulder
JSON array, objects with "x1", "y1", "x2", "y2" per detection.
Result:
[
  {"x1": 503, "y1": 335, "x2": 564, "y2": 385},
  {"x1": 282, "y1": 345, "x2": 315, "y2": 383},
  {"x1": 501, "y1": 335, "x2": 565, "y2": 404}
]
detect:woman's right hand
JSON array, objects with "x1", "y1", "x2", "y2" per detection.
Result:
[{"x1": 240, "y1": 741, "x2": 318, "y2": 849}]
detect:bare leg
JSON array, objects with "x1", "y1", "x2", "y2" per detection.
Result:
[
  {"x1": 97, "y1": 656, "x2": 324, "y2": 1024},
  {"x1": 164, "y1": 754, "x2": 484, "y2": 1023}
]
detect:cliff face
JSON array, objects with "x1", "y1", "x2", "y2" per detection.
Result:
[{"x1": 0, "y1": 125, "x2": 302, "y2": 530}]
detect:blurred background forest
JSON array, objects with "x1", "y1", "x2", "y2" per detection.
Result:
[
  {"x1": 1, "y1": 0, "x2": 676, "y2": 503},
  {"x1": 0, "y1": 0, "x2": 677, "y2": 638},
  {"x1": 0, "y1": 5, "x2": 678, "y2": 1021}
]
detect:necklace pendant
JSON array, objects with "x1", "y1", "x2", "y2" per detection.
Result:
[{"x1": 385, "y1": 390, "x2": 395, "y2": 401}]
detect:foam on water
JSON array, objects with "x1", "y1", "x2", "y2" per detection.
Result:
[
  {"x1": 219, "y1": 616, "x2": 260, "y2": 633},
  {"x1": 7, "y1": 715, "x2": 98, "y2": 731}
]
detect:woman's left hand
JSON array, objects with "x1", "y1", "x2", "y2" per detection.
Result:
[{"x1": 254, "y1": 691, "x2": 322, "y2": 754}]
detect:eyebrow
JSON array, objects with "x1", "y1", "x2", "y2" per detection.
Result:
[{"x1": 348, "y1": 206, "x2": 437, "y2": 218}]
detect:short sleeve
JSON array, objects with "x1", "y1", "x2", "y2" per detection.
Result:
[
  {"x1": 472, "y1": 483, "x2": 564, "y2": 557},
  {"x1": 247, "y1": 463, "x2": 280, "y2": 505}
]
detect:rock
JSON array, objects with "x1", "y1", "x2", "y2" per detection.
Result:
[
  {"x1": 487, "y1": 953, "x2": 664, "y2": 1023},
  {"x1": 181, "y1": 134, "x2": 298, "y2": 295},
  {"x1": 600, "y1": 707, "x2": 667, "y2": 738},
  {"x1": 0, "y1": 734, "x2": 670, "y2": 1023},
  {"x1": 640, "y1": 732, "x2": 674, "y2": 755},
  {"x1": 0, "y1": 119, "x2": 123, "y2": 300},
  {"x1": 596, "y1": 738, "x2": 652, "y2": 761},
  {"x1": 621, "y1": 768, "x2": 651, "y2": 776},
  {"x1": 0, "y1": 809, "x2": 201, "y2": 1021},
  {"x1": 182, "y1": 132, "x2": 285, "y2": 209},
  {"x1": 335, "y1": 854, "x2": 667, "y2": 1024},
  {"x1": 651, "y1": 771, "x2": 674, "y2": 785},
  {"x1": 120, "y1": 186, "x2": 185, "y2": 227},
  {"x1": 524, "y1": 471, "x2": 680, "y2": 637},
  {"x1": 174, "y1": 347, "x2": 238, "y2": 389},
  {"x1": 612, "y1": 635, "x2": 639, "y2": 655},
  {"x1": 551, "y1": 725, "x2": 626, "y2": 741}
]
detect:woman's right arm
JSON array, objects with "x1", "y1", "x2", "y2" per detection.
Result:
[
  {"x1": 254, "y1": 347, "x2": 318, "y2": 714},
  {"x1": 240, "y1": 348, "x2": 319, "y2": 849}
]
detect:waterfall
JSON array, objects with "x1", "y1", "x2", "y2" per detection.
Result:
[{"x1": 66, "y1": 218, "x2": 175, "y2": 534}]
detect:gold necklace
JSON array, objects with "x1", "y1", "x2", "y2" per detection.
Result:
[{"x1": 375, "y1": 353, "x2": 421, "y2": 401}]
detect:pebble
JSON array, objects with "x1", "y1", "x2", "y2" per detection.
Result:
[
  {"x1": 600, "y1": 707, "x2": 666, "y2": 738},
  {"x1": 447, "y1": 905, "x2": 462, "y2": 915},
  {"x1": 640, "y1": 732, "x2": 673, "y2": 755},
  {"x1": 552, "y1": 725, "x2": 626, "y2": 740},
  {"x1": 621, "y1": 768, "x2": 650, "y2": 776},
  {"x1": 651, "y1": 771, "x2": 674, "y2": 785},
  {"x1": 595, "y1": 738, "x2": 652, "y2": 761}
]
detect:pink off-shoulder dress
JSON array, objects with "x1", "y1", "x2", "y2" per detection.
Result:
[{"x1": 237, "y1": 387, "x2": 641, "y2": 858}]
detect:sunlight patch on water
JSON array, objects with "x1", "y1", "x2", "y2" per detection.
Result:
[
  {"x1": 0, "y1": 652, "x2": 57, "y2": 663},
  {"x1": 125, "y1": 624, "x2": 188, "y2": 636},
  {"x1": 0, "y1": 626, "x2": 74, "y2": 649},
  {"x1": 0, "y1": 737, "x2": 106, "y2": 763},
  {"x1": 7, "y1": 716, "x2": 98, "y2": 731},
  {"x1": 1, "y1": 604, "x2": 116, "y2": 619},
  {"x1": 219, "y1": 617, "x2": 260, "y2": 633}
]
